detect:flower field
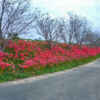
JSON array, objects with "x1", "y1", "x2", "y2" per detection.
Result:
[{"x1": 0, "y1": 40, "x2": 100, "y2": 82}]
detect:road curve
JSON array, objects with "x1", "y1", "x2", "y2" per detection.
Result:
[{"x1": 0, "y1": 59, "x2": 100, "y2": 100}]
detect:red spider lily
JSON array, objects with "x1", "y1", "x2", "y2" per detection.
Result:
[{"x1": 0, "y1": 40, "x2": 100, "y2": 70}]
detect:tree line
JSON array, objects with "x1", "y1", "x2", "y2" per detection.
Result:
[{"x1": 0, "y1": 0, "x2": 99, "y2": 50}]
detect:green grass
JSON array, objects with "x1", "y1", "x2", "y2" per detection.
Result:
[{"x1": 0, "y1": 55, "x2": 100, "y2": 83}]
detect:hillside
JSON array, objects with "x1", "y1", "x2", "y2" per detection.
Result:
[{"x1": 0, "y1": 40, "x2": 100, "y2": 82}]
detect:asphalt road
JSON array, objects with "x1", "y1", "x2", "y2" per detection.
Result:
[{"x1": 0, "y1": 59, "x2": 100, "y2": 100}]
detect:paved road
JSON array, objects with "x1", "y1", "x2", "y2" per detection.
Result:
[{"x1": 0, "y1": 60, "x2": 100, "y2": 100}]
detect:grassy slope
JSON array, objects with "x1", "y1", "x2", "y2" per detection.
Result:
[{"x1": 0, "y1": 54, "x2": 100, "y2": 83}]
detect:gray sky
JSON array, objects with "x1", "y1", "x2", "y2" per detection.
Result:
[{"x1": 31, "y1": 0, "x2": 100, "y2": 30}]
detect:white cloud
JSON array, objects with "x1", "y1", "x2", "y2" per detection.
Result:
[
  {"x1": 31, "y1": 0, "x2": 100, "y2": 29},
  {"x1": 31, "y1": 0, "x2": 96, "y2": 16}
]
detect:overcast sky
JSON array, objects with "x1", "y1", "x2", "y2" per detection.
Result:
[{"x1": 31, "y1": 0, "x2": 100, "y2": 30}]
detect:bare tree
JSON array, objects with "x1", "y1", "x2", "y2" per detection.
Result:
[
  {"x1": 36, "y1": 12, "x2": 62, "y2": 48},
  {"x1": 62, "y1": 12, "x2": 91, "y2": 46},
  {"x1": 82, "y1": 30, "x2": 100, "y2": 47},
  {"x1": 58, "y1": 18, "x2": 69, "y2": 43},
  {"x1": 0, "y1": 0, "x2": 37, "y2": 50},
  {"x1": 60, "y1": 13, "x2": 79, "y2": 44}
]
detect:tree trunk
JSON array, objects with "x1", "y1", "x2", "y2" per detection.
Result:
[{"x1": 0, "y1": 28, "x2": 3, "y2": 51}]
